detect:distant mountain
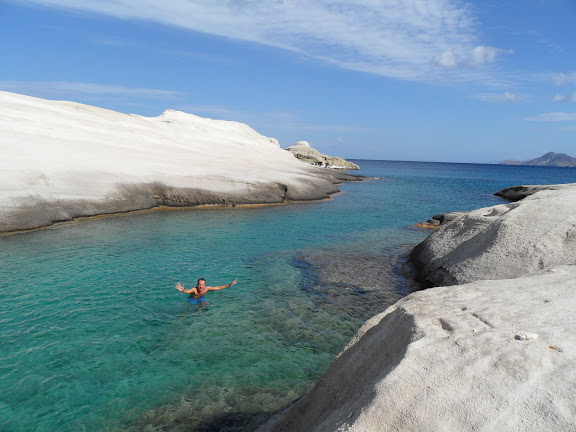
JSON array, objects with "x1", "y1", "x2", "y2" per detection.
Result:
[{"x1": 500, "y1": 152, "x2": 576, "y2": 167}]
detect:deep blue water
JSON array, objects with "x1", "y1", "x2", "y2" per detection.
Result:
[{"x1": 1, "y1": 160, "x2": 575, "y2": 431}]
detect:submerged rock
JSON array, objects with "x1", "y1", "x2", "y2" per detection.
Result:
[{"x1": 285, "y1": 141, "x2": 360, "y2": 170}]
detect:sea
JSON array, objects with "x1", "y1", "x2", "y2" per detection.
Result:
[{"x1": 1, "y1": 160, "x2": 576, "y2": 432}]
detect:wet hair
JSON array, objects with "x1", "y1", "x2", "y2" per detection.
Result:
[{"x1": 196, "y1": 278, "x2": 206, "y2": 287}]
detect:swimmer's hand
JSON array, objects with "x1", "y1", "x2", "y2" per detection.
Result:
[
  {"x1": 176, "y1": 282, "x2": 185, "y2": 292},
  {"x1": 207, "y1": 279, "x2": 238, "y2": 291}
]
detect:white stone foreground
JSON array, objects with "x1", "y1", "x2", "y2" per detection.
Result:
[
  {"x1": 259, "y1": 265, "x2": 576, "y2": 432},
  {"x1": 0, "y1": 91, "x2": 356, "y2": 232}
]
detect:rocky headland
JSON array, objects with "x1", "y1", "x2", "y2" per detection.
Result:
[
  {"x1": 258, "y1": 183, "x2": 576, "y2": 431},
  {"x1": 285, "y1": 141, "x2": 360, "y2": 170},
  {"x1": 500, "y1": 152, "x2": 576, "y2": 167},
  {"x1": 0, "y1": 91, "x2": 359, "y2": 233}
]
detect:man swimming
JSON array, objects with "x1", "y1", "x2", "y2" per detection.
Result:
[{"x1": 176, "y1": 277, "x2": 237, "y2": 305}]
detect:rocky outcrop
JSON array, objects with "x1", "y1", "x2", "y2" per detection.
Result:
[
  {"x1": 0, "y1": 176, "x2": 358, "y2": 233},
  {"x1": 259, "y1": 183, "x2": 576, "y2": 432},
  {"x1": 407, "y1": 184, "x2": 576, "y2": 288},
  {"x1": 493, "y1": 183, "x2": 570, "y2": 201},
  {"x1": 258, "y1": 264, "x2": 576, "y2": 432},
  {"x1": 416, "y1": 183, "x2": 574, "y2": 228},
  {"x1": 0, "y1": 91, "x2": 360, "y2": 233},
  {"x1": 500, "y1": 152, "x2": 576, "y2": 167},
  {"x1": 285, "y1": 141, "x2": 360, "y2": 170},
  {"x1": 415, "y1": 210, "x2": 469, "y2": 228}
]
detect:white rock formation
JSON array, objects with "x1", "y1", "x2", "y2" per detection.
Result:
[
  {"x1": 259, "y1": 184, "x2": 576, "y2": 432},
  {"x1": 0, "y1": 91, "x2": 356, "y2": 232},
  {"x1": 285, "y1": 141, "x2": 360, "y2": 170},
  {"x1": 407, "y1": 184, "x2": 576, "y2": 287},
  {"x1": 259, "y1": 265, "x2": 576, "y2": 432}
]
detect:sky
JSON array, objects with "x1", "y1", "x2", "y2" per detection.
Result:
[{"x1": 1, "y1": 0, "x2": 575, "y2": 163}]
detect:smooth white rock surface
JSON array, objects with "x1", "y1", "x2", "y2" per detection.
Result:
[
  {"x1": 259, "y1": 265, "x2": 576, "y2": 432},
  {"x1": 0, "y1": 91, "x2": 350, "y2": 231},
  {"x1": 408, "y1": 185, "x2": 576, "y2": 287}
]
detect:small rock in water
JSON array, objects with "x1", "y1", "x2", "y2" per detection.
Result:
[{"x1": 515, "y1": 332, "x2": 539, "y2": 341}]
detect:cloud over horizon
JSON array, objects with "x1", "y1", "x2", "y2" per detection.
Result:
[
  {"x1": 525, "y1": 112, "x2": 576, "y2": 122},
  {"x1": 553, "y1": 72, "x2": 576, "y2": 86},
  {"x1": 553, "y1": 92, "x2": 576, "y2": 103},
  {"x1": 14, "y1": 0, "x2": 509, "y2": 83},
  {"x1": 434, "y1": 46, "x2": 512, "y2": 69},
  {"x1": 476, "y1": 92, "x2": 521, "y2": 103}
]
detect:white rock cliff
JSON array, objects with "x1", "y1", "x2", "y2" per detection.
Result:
[{"x1": 0, "y1": 91, "x2": 356, "y2": 232}]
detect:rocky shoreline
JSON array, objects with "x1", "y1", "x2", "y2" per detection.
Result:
[
  {"x1": 258, "y1": 183, "x2": 576, "y2": 431},
  {"x1": 0, "y1": 169, "x2": 360, "y2": 234},
  {"x1": 406, "y1": 183, "x2": 576, "y2": 288}
]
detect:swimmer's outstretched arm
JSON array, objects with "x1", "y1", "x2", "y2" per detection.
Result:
[
  {"x1": 207, "y1": 279, "x2": 238, "y2": 291},
  {"x1": 176, "y1": 283, "x2": 197, "y2": 294}
]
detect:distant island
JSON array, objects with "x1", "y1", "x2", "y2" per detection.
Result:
[{"x1": 500, "y1": 152, "x2": 576, "y2": 167}]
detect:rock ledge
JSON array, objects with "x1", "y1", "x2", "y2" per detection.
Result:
[{"x1": 285, "y1": 141, "x2": 360, "y2": 170}]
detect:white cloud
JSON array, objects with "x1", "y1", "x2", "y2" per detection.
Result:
[
  {"x1": 553, "y1": 92, "x2": 576, "y2": 103},
  {"x1": 0, "y1": 81, "x2": 183, "y2": 99},
  {"x1": 552, "y1": 72, "x2": 576, "y2": 86},
  {"x1": 434, "y1": 45, "x2": 511, "y2": 69},
  {"x1": 13, "y1": 0, "x2": 510, "y2": 82},
  {"x1": 434, "y1": 48, "x2": 458, "y2": 68},
  {"x1": 525, "y1": 112, "x2": 576, "y2": 122},
  {"x1": 476, "y1": 92, "x2": 521, "y2": 103},
  {"x1": 468, "y1": 46, "x2": 510, "y2": 66}
]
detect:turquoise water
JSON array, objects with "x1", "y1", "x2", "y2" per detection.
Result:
[{"x1": 1, "y1": 161, "x2": 575, "y2": 431}]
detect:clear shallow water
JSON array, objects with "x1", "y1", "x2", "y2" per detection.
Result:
[{"x1": 1, "y1": 160, "x2": 575, "y2": 431}]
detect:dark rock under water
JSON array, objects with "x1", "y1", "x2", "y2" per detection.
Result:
[{"x1": 125, "y1": 244, "x2": 413, "y2": 432}]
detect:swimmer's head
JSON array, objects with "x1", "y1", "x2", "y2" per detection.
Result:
[{"x1": 197, "y1": 278, "x2": 206, "y2": 288}]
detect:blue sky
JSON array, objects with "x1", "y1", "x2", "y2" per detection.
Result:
[{"x1": 1, "y1": 0, "x2": 575, "y2": 162}]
